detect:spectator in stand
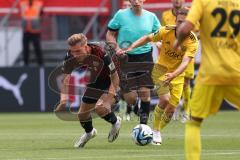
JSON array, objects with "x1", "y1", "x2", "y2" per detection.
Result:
[{"x1": 20, "y1": 0, "x2": 44, "y2": 66}]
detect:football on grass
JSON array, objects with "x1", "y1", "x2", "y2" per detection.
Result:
[{"x1": 132, "y1": 124, "x2": 153, "y2": 146}]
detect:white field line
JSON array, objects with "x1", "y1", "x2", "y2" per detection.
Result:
[
  {"x1": 3, "y1": 151, "x2": 240, "y2": 160},
  {"x1": 1, "y1": 148, "x2": 240, "y2": 152},
  {"x1": 0, "y1": 133, "x2": 240, "y2": 138}
]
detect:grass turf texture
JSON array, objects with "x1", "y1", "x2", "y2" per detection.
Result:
[{"x1": 0, "y1": 111, "x2": 239, "y2": 160}]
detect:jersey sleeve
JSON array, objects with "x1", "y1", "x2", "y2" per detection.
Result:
[
  {"x1": 148, "y1": 27, "x2": 164, "y2": 42},
  {"x1": 103, "y1": 44, "x2": 117, "y2": 74},
  {"x1": 182, "y1": 32, "x2": 198, "y2": 58},
  {"x1": 152, "y1": 14, "x2": 161, "y2": 33},
  {"x1": 107, "y1": 10, "x2": 121, "y2": 31},
  {"x1": 186, "y1": 0, "x2": 203, "y2": 27},
  {"x1": 104, "y1": 55, "x2": 117, "y2": 75}
]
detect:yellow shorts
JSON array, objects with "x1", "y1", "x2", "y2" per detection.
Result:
[
  {"x1": 152, "y1": 65, "x2": 184, "y2": 107},
  {"x1": 168, "y1": 82, "x2": 184, "y2": 107},
  {"x1": 184, "y1": 59, "x2": 194, "y2": 79},
  {"x1": 190, "y1": 83, "x2": 240, "y2": 118}
]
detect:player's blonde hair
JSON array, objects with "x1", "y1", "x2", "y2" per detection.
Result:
[{"x1": 67, "y1": 33, "x2": 87, "y2": 46}]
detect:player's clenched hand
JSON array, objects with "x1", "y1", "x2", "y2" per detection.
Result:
[
  {"x1": 116, "y1": 47, "x2": 125, "y2": 55},
  {"x1": 163, "y1": 72, "x2": 176, "y2": 86},
  {"x1": 116, "y1": 46, "x2": 134, "y2": 55},
  {"x1": 123, "y1": 46, "x2": 134, "y2": 53},
  {"x1": 55, "y1": 100, "x2": 70, "y2": 112}
]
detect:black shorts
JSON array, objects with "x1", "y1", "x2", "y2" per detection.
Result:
[
  {"x1": 120, "y1": 50, "x2": 154, "y2": 92},
  {"x1": 82, "y1": 77, "x2": 111, "y2": 104}
]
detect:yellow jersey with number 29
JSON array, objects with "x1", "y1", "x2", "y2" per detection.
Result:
[{"x1": 186, "y1": 0, "x2": 240, "y2": 85}]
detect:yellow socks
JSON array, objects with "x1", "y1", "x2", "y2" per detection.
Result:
[
  {"x1": 153, "y1": 105, "x2": 172, "y2": 131},
  {"x1": 183, "y1": 84, "x2": 191, "y2": 114},
  {"x1": 159, "y1": 110, "x2": 171, "y2": 130},
  {"x1": 153, "y1": 105, "x2": 164, "y2": 131},
  {"x1": 185, "y1": 120, "x2": 201, "y2": 160}
]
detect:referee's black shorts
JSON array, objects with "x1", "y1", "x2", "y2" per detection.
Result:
[{"x1": 120, "y1": 50, "x2": 154, "y2": 92}]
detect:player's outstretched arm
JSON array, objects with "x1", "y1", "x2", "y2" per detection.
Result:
[
  {"x1": 60, "y1": 74, "x2": 70, "y2": 102},
  {"x1": 124, "y1": 35, "x2": 152, "y2": 53},
  {"x1": 109, "y1": 71, "x2": 120, "y2": 95},
  {"x1": 55, "y1": 74, "x2": 70, "y2": 112},
  {"x1": 172, "y1": 56, "x2": 192, "y2": 77},
  {"x1": 106, "y1": 30, "x2": 121, "y2": 52}
]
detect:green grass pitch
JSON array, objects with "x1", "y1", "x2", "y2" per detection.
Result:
[{"x1": 0, "y1": 111, "x2": 239, "y2": 160}]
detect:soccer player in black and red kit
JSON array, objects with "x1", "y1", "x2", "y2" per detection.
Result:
[{"x1": 59, "y1": 33, "x2": 122, "y2": 148}]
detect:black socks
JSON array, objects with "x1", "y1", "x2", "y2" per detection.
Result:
[
  {"x1": 102, "y1": 112, "x2": 117, "y2": 125},
  {"x1": 80, "y1": 119, "x2": 93, "y2": 133},
  {"x1": 139, "y1": 101, "x2": 150, "y2": 124}
]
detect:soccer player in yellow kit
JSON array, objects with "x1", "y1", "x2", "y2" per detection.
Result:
[
  {"x1": 162, "y1": 0, "x2": 185, "y2": 26},
  {"x1": 162, "y1": 0, "x2": 198, "y2": 120},
  {"x1": 122, "y1": 8, "x2": 198, "y2": 145},
  {"x1": 174, "y1": 0, "x2": 240, "y2": 160}
]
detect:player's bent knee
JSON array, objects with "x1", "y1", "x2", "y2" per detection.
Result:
[
  {"x1": 165, "y1": 105, "x2": 175, "y2": 119},
  {"x1": 139, "y1": 88, "x2": 151, "y2": 101},
  {"x1": 140, "y1": 95, "x2": 150, "y2": 102},
  {"x1": 123, "y1": 92, "x2": 137, "y2": 105},
  {"x1": 125, "y1": 96, "x2": 137, "y2": 105},
  {"x1": 95, "y1": 103, "x2": 111, "y2": 117},
  {"x1": 139, "y1": 92, "x2": 151, "y2": 101}
]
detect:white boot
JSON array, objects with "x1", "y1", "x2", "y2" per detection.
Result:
[
  {"x1": 108, "y1": 116, "x2": 122, "y2": 142},
  {"x1": 74, "y1": 128, "x2": 97, "y2": 148},
  {"x1": 151, "y1": 130, "x2": 162, "y2": 145}
]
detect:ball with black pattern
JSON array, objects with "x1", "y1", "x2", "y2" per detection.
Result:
[{"x1": 132, "y1": 124, "x2": 153, "y2": 146}]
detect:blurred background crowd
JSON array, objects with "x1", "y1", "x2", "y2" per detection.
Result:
[{"x1": 0, "y1": 0, "x2": 200, "y2": 67}]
